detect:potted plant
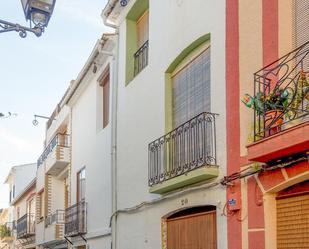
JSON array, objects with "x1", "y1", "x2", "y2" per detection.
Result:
[{"x1": 242, "y1": 88, "x2": 289, "y2": 136}]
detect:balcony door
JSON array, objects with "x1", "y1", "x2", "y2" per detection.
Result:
[
  {"x1": 172, "y1": 46, "x2": 210, "y2": 128},
  {"x1": 166, "y1": 207, "x2": 217, "y2": 249}
]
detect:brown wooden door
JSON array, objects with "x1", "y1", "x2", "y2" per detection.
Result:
[
  {"x1": 167, "y1": 210, "x2": 217, "y2": 249},
  {"x1": 277, "y1": 193, "x2": 309, "y2": 249}
]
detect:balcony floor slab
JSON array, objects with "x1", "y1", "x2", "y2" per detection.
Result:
[{"x1": 149, "y1": 166, "x2": 219, "y2": 194}]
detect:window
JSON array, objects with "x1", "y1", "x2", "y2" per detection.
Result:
[
  {"x1": 125, "y1": 0, "x2": 149, "y2": 84},
  {"x1": 17, "y1": 207, "x2": 20, "y2": 220},
  {"x1": 36, "y1": 190, "x2": 44, "y2": 220},
  {"x1": 134, "y1": 10, "x2": 149, "y2": 76},
  {"x1": 137, "y1": 10, "x2": 149, "y2": 49},
  {"x1": 77, "y1": 168, "x2": 86, "y2": 202},
  {"x1": 172, "y1": 47, "x2": 211, "y2": 128},
  {"x1": 294, "y1": 1, "x2": 309, "y2": 68},
  {"x1": 294, "y1": 0, "x2": 309, "y2": 48},
  {"x1": 165, "y1": 34, "x2": 210, "y2": 131},
  {"x1": 100, "y1": 67, "x2": 110, "y2": 128}
]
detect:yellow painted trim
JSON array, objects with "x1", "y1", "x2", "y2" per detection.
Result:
[
  {"x1": 281, "y1": 168, "x2": 289, "y2": 181},
  {"x1": 264, "y1": 193, "x2": 277, "y2": 249},
  {"x1": 241, "y1": 178, "x2": 248, "y2": 249},
  {"x1": 248, "y1": 228, "x2": 265, "y2": 232}
]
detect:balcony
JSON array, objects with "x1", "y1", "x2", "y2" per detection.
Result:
[
  {"x1": 37, "y1": 133, "x2": 70, "y2": 175},
  {"x1": 0, "y1": 222, "x2": 15, "y2": 242},
  {"x1": 134, "y1": 40, "x2": 149, "y2": 76},
  {"x1": 247, "y1": 42, "x2": 309, "y2": 163},
  {"x1": 16, "y1": 214, "x2": 35, "y2": 239},
  {"x1": 148, "y1": 112, "x2": 219, "y2": 194},
  {"x1": 44, "y1": 210, "x2": 65, "y2": 242},
  {"x1": 64, "y1": 201, "x2": 87, "y2": 237}
]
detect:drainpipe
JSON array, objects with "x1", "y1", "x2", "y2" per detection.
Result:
[{"x1": 103, "y1": 17, "x2": 119, "y2": 249}]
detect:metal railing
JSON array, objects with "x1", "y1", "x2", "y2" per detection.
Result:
[
  {"x1": 37, "y1": 133, "x2": 70, "y2": 167},
  {"x1": 16, "y1": 214, "x2": 35, "y2": 239},
  {"x1": 45, "y1": 210, "x2": 65, "y2": 227},
  {"x1": 64, "y1": 200, "x2": 87, "y2": 237},
  {"x1": 134, "y1": 40, "x2": 149, "y2": 76},
  {"x1": 148, "y1": 112, "x2": 217, "y2": 187},
  {"x1": 253, "y1": 42, "x2": 309, "y2": 141}
]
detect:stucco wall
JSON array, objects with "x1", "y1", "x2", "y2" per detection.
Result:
[
  {"x1": 114, "y1": 0, "x2": 227, "y2": 248},
  {"x1": 70, "y1": 47, "x2": 115, "y2": 248}
]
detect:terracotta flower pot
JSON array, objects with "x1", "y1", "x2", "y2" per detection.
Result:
[{"x1": 264, "y1": 110, "x2": 284, "y2": 136}]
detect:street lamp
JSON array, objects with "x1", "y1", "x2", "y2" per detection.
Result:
[{"x1": 0, "y1": 0, "x2": 56, "y2": 38}]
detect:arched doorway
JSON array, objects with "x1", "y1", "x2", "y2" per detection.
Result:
[{"x1": 165, "y1": 206, "x2": 217, "y2": 249}]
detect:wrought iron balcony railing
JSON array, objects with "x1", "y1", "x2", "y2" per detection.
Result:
[
  {"x1": 64, "y1": 200, "x2": 87, "y2": 237},
  {"x1": 134, "y1": 40, "x2": 149, "y2": 76},
  {"x1": 37, "y1": 133, "x2": 70, "y2": 167},
  {"x1": 16, "y1": 214, "x2": 35, "y2": 239},
  {"x1": 45, "y1": 210, "x2": 65, "y2": 227},
  {"x1": 148, "y1": 112, "x2": 217, "y2": 187},
  {"x1": 253, "y1": 42, "x2": 309, "y2": 141}
]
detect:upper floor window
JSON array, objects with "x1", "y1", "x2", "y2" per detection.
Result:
[
  {"x1": 37, "y1": 190, "x2": 44, "y2": 220},
  {"x1": 165, "y1": 34, "x2": 211, "y2": 131},
  {"x1": 134, "y1": 10, "x2": 149, "y2": 76},
  {"x1": 294, "y1": 0, "x2": 309, "y2": 48},
  {"x1": 100, "y1": 66, "x2": 110, "y2": 129},
  {"x1": 125, "y1": 0, "x2": 149, "y2": 84},
  {"x1": 137, "y1": 10, "x2": 149, "y2": 49},
  {"x1": 172, "y1": 47, "x2": 211, "y2": 128},
  {"x1": 77, "y1": 168, "x2": 86, "y2": 202}
]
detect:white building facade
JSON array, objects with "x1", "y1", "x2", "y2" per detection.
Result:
[
  {"x1": 102, "y1": 0, "x2": 227, "y2": 249},
  {"x1": 62, "y1": 34, "x2": 117, "y2": 249}
]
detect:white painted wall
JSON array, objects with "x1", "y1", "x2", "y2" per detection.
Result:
[
  {"x1": 113, "y1": 0, "x2": 227, "y2": 248},
  {"x1": 46, "y1": 105, "x2": 70, "y2": 143},
  {"x1": 69, "y1": 39, "x2": 116, "y2": 249},
  {"x1": 7, "y1": 163, "x2": 36, "y2": 204}
]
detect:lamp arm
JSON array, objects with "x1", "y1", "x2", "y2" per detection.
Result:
[{"x1": 0, "y1": 19, "x2": 43, "y2": 38}]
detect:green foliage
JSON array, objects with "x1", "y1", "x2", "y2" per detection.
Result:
[
  {"x1": 242, "y1": 88, "x2": 289, "y2": 115},
  {"x1": 0, "y1": 224, "x2": 11, "y2": 238}
]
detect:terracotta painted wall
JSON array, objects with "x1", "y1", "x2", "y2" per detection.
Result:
[
  {"x1": 226, "y1": 1, "x2": 309, "y2": 247},
  {"x1": 226, "y1": 0, "x2": 242, "y2": 248}
]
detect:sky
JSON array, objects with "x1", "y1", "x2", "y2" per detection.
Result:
[{"x1": 0, "y1": 0, "x2": 111, "y2": 208}]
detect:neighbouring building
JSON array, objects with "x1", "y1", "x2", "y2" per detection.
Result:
[
  {"x1": 4, "y1": 163, "x2": 36, "y2": 249},
  {"x1": 225, "y1": 1, "x2": 309, "y2": 249},
  {"x1": 61, "y1": 34, "x2": 117, "y2": 249},
  {"x1": 11, "y1": 178, "x2": 36, "y2": 249},
  {"x1": 35, "y1": 94, "x2": 71, "y2": 249},
  {"x1": 34, "y1": 33, "x2": 117, "y2": 249}
]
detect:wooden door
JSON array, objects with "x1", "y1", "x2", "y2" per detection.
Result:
[
  {"x1": 167, "y1": 210, "x2": 217, "y2": 249},
  {"x1": 277, "y1": 192, "x2": 309, "y2": 249}
]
